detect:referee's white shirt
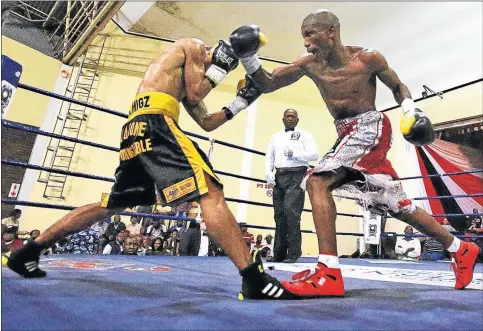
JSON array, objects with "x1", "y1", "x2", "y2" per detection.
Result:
[{"x1": 265, "y1": 127, "x2": 319, "y2": 173}]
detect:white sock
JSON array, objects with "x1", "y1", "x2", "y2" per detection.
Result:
[
  {"x1": 446, "y1": 237, "x2": 461, "y2": 253},
  {"x1": 318, "y1": 254, "x2": 340, "y2": 269}
]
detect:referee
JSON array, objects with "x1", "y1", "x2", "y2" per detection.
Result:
[{"x1": 265, "y1": 109, "x2": 319, "y2": 263}]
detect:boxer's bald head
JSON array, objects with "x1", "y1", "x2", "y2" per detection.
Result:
[{"x1": 303, "y1": 9, "x2": 340, "y2": 30}]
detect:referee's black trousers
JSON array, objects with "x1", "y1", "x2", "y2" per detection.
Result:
[{"x1": 272, "y1": 166, "x2": 306, "y2": 261}]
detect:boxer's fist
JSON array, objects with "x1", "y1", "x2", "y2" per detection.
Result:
[
  {"x1": 223, "y1": 75, "x2": 262, "y2": 120},
  {"x1": 230, "y1": 25, "x2": 267, "y2": 58},
  {"x1": 205, "y1": 40, "x2": 239, "y2": 87},
  {"x1": 400, "y1": 108, "x2": 436, "y2": 146},
  {"x1": 236, "y1": 75, "x2": 262, "y2": 106}
]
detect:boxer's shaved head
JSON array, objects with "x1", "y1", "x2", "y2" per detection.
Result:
[{"x1": 303, "y1": 9, "x2": 340, "y2": 30}]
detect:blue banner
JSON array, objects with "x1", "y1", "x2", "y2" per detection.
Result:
[{"x1": 1, "y1": 55, "x2": 23, "y2": 118}]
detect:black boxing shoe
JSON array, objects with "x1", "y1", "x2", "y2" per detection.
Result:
[
  {"x1": 5, "y1": 240, "x2": 47, "y2": 278},
  {"x1": 238, "y1": 250, "x2": 298, "y2": 300}
]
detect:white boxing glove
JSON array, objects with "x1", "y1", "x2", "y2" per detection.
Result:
[{"x1": 265, "y1": 172, "x2": 276, "y2": 186}]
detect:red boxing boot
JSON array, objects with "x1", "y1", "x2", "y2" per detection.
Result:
[
  {"x1": 281, "y1": 263, "x2": 345, "y2": 297},
  {"x1": 451, "y1": 241, "x2": 480, "y2": 290}
]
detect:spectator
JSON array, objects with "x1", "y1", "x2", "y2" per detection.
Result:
[
  {"x1": 260, "y1": 246, "x2": 272, "y2": 259},
  {"x1": 420, "y1": 237, "x2": 446, "y2": 261},
  {"x1": 126, "y1": 216, "x2": 142, "y2": 236},
  {"x1": 264, "y1": 234, "x2": 274, "y2": 252},
  {"x1": 137, "y1": 236, "x2": 153, "y2": 255},
  {"x1": 395, "y1": 226, "x2": 421, "y2": 261},
  {"x1": 1, "y1": 209, "x2": 21, "y2": 233},
  {"x1": 169, "y1": 220, "x2": 185, "y2": 233},
  {"x1": 30, "y1": 229, "x2": 40, "y2": 240},
  {"x1": 23, "y1": 229, "x2": 41, "y2": 244},
  {"x1": 146, "y1": 220, "x2": 165, "y2": 238},
  {"x1": 1, "y1": 230, "x2": 23, "y2": 254},
  {"x1": 91, "y1": 219, "x2": 109, "y2": 238},
  {"x1": 103, "y1": 215, "x2": 126, "y2": 243},
  {"x1": 167, "y1": 230, "x2": 180, "y2": 256},
  {"x1": 239, "y1": 223, "x2": 254, "y2": 249},
  {"x1": 265, "y1": 109, "x2": 319, "y2": 264},
  {"x1": 441, "y1": 218, "x2": 456, "y2": 232},
  {"x1": 123, "y1": 236, "x2": 141, "y2": 255},
  {"x1": 136, "y1": 205, "x2": 154, "y2": 228},
  {"x1": 253, "y1": 235, "x2": 264, "y2": 251},
  {"x1": 151, "y1": 237, "x2": 165, "y2": 256},
  {"x1": 262, "y1": 235, "x2": 275, "y2": 260},
  {"x1": 103, "y1": 231, "x2": 128, "y2": 255},
  {"x1": 468, "y1": 209, "x2": 483, "y2": 232},
  {"x1": 62, "y1": 227, "x2": 99, "y2": 254}
]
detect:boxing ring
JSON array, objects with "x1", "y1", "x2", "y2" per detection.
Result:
[
  {"x1": 2, "y1": 80, "x2": 483, "y2": 330},
  {"x1": 2, "y1": 255, "x2": 483, "y2": 330}
]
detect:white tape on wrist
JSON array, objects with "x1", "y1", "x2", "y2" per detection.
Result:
[
  {"x1": 240, "y1": 54, "x2": 261, "y2": 74},
  {"x1": 401, "y1": 98, "x2": 416, "y2": 115},
  {"x1": 225, "y1": 96, "x2": 248, "y2": 117},
  {"x1": 205, "y1": 65, "x2": 227, "y2": 87}
]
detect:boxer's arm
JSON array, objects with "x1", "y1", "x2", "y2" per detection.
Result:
[
  {"x1": 182, "y1": 39, "x2": 214, "y2": 106},
  {"x1": 250, "y1": 55, "x2": 310, "y2": 93},
  {"x1": 371, "y1": 51, "x2": 412, "y2": 104},
  {"x1": 182, "y1": 99, "x2": 228, "y2": 132}
]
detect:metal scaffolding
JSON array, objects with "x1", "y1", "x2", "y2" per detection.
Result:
[{"x1": 8, "y1": 1, "x2": 123, "y2": 64}]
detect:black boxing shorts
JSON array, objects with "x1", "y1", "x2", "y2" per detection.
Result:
[{"x1": 101, "y1": 92, "x2": 222, "y2": 209}]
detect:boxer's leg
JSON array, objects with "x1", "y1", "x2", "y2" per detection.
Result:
[
  {"x1": 199, "y1": 172, "x2": 251, "y2": 270},
  {"x1": 281, "y1": 168, "x2": 351, "y2": 297},
  {"x1": 36, "y1": 203, "x2": 123, "y2": 248},
  {"x1": 306, "y1": 168, "x2": 351, "y2": 255},
  {"x1": 5, "y1": 202, "x2": 124, "y2": 278},
  {"x1": 392, "y1": 206, "x2": 479, "y2": 289},
  {"x1": 200, "y1": 172, "x2": 297, "y2": 299},
  {"x1": 391, "y1": 207, "x2": 453, "y2": 248}
]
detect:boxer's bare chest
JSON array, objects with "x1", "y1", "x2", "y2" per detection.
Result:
[
  {"x1": 304, "y1": 54, "x2": 378, "y2": 118},
  {"x1": 307, "y1": 58, "x2": 375, "y2": 99}
]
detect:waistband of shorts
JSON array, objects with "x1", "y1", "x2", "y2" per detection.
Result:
[
  {"x1": 128, "y1": 92, "x2": 180, "y2": 123},
  {"x1": 276, "y1": 166, "x2": 308, "y2": 173},
  {"x1": 334, "y1": 110, "x2": 379, "y2": 126}
]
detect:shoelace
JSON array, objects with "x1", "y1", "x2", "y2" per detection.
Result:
[{"x1": 291, "y1": 268, "x2": 318, "y2": 282}]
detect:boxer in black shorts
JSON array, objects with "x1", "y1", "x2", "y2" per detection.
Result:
[{"x1": 6, "y1": 38, "x2": 297, "y2": 300}]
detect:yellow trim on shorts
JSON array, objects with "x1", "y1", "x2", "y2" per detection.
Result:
[
  {"x1": 128, "y1": 92, "x2": 180, "y2": 123},
  {"x1": 100, "y1": 192, "x2": 110, "y2": 208},
  {"x1": 164, "y1": 116, "x2": 222, "y2": 195}
]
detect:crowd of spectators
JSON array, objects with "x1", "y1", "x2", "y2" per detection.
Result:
[{"x1": 2, "y1": 205, "x2": 481, "y2": 263}]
